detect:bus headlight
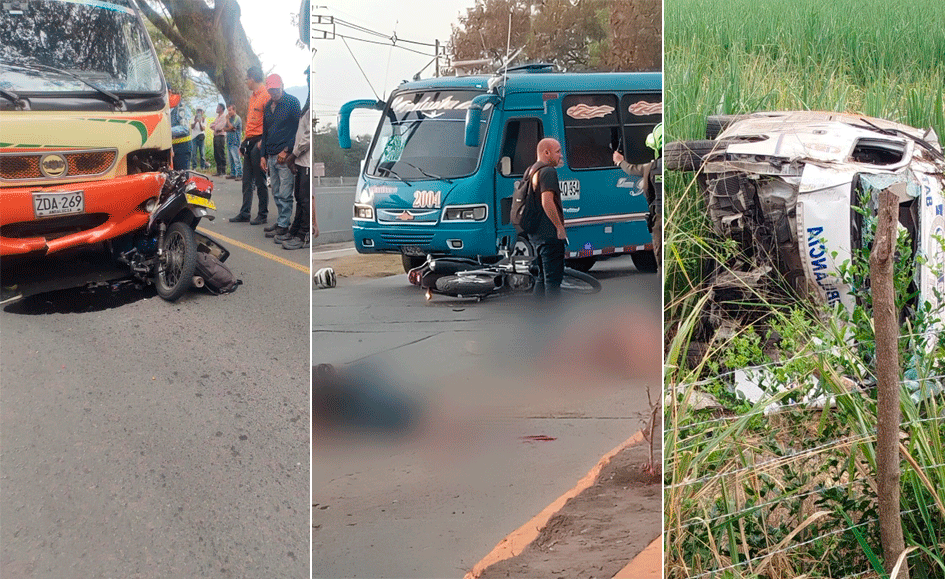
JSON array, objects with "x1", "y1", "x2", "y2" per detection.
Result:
[
  {"x1": 442, "y1": 205, "x2": 487, "y2": 222},
  {"x1": 353, "y1": 204, "x2": 374, "y2": 220}
]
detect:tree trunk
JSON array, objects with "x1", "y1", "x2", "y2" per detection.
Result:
[
  {"x1": 870, "y1": 189, "x2": 909, "y2": 579},
  {"x1": 141, "y1": 0, "x2": 262, "y2": 121}
]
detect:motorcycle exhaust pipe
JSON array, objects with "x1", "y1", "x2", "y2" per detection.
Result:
[{"x1": 193, "y1": 276, "x2": 205, "y2": 288}]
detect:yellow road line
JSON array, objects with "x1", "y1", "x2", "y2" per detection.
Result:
[{"x1": 197, "y1": 227, "x2": 310, "y2": 274}]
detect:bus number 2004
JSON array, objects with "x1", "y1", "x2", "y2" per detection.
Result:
[{"x1": 413, "y1": 190, "x2": 441, "y2": 209}]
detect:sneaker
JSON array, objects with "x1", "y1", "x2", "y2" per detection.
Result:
[
  {"x1": 1, "y1": 285, "x2": 22, "y2": 306},
  {"x1": 263, "y1": 222, "x2": 280, "y2": 233},
  {"x1": 225, "y1": 175, "x2": 235, "y2": 180},
  {"x1": 265, "y1": 226, "x2": 288, "y2": 238},
  {"x1": 282, "y1": 235, "x2": 310, "y2": 250},
  {"x1": 228, "y1": 215, "x2": 250, "y2": 222},
  {"x1": 274, "y1": 230, "x2": 295, "y2": 243},
  {"x1": 250, "y1": 216, "x2": 267, "y2": 225}
]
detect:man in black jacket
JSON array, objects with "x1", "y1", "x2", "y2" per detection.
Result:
[{"x1": 260, "y1": 74, "x2": 301, "y2": 239}]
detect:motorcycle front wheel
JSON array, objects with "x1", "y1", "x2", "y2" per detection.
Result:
[
  {"x1": 560, "y1": 268, "x2": 602, "y2": 294},
  {"x1": 154, "y1": 221, "x2": 198, "y2": 301}
]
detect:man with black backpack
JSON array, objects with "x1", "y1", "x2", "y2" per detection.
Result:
[{"x1": 525, "y1": 138, "x2": 568, "y2": 299}]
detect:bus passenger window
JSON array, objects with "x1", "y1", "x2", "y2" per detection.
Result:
[
  {"x1": 562, "y1": 94, "x2": 620, "y2": 170},
  {"x1": 620, "y1": 94, "x2": 662, "y2": 164},
  {"x1": 500, "y1": 118, "x2": 543, "y2": 175}
]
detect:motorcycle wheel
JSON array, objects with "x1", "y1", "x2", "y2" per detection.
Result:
[
  {"x1": 154, "y1": 221, "x2": 198, "y2": 301},
  {"x1": 435, "y1": 274, "x2": 497, "y2": 297},
  {"x1": 560, "y1": 268, "x2": 602, "y2": 294}
]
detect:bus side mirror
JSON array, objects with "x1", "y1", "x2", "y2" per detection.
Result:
[
  {"x1": 465, "y1": 94, "x2": 500, "y2": 147},
  {"x1": 465, "y1": 108, "x2": 482, "y2": 147},
  {"x1": 338, "y1": 99, "x2": 384, "y2": 149},
  {"x1": 499, "y1": 156, "x2": 511, "y2": 176}
]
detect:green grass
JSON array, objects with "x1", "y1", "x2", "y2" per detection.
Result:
[
  {"x1": 664, "y1": 1, "x2": 945, "y2": 577},
  {"x1": 666, "y1": 0, "x2": 945, "y2": 143}
]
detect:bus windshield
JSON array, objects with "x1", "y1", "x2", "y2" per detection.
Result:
[
  {"x1": 365, "y1": 90, "x2": 490, "y2": 181},
  {"x1": 0, "y1": 0, "x2": 163, "y2": 94}
]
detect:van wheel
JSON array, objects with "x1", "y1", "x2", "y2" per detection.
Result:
[
  {"x1": 664, "y1": 140, "x2": 727, "y2": 172},
  {"x1": 705, "y1": 114, "x2": 749, "y2": 139},
  {"x1": 402, "y1": 254, "x2": 425, "y2": 273}
]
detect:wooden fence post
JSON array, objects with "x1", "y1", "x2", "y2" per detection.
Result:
[{"x1": 870, "y1": 188, "x2": 909, "y2": 579}]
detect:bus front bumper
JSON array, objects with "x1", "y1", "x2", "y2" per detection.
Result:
[
  {"x1": 352, "y1": 222, "x2": 496, "y2": 258},
  {"x1": 1, "y1": 173, "x2": 165, "y2": 257}
]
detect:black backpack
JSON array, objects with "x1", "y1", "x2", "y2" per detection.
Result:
[
  {"x1": 195, "y1": 251, "x2": 242, "y2": 294},
  {"x1": 510, "y1": 163, "x2": 547, "y2": 234}
]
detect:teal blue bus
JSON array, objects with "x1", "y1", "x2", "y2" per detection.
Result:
[{"x1": 338, "y1": 65, "x2": 662, "y2": 273}]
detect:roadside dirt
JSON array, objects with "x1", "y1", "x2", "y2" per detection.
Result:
[
  {"x1": 474, "y1": 439, "x2": 662, "y2": 579},
  {"x1": 311, "y1": 244, "x2": 404, "y2": 283}
]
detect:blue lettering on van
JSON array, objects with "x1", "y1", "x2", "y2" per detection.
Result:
[{"x1": 807, "y1": 226, "x2": 842, "y2": 307}]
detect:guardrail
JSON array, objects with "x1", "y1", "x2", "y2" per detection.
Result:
[{"x1": 313, "y1": 181, "x2": 355, "y2": 245}]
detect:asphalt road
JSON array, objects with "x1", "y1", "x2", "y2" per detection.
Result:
[
  {"x1": 1, "y1": 174, "x2": 311, "y2": 578},
  {"x1": 312, "y1": 254, "x2": 662, "y2": 578}
]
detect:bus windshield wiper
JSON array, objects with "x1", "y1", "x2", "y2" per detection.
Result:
[
  {"x1": 400, "y1": 161, "x2": 453, "y2": 184},
  {"x1": 378, "y1": 165, "x2": 412, "y2": 185},
  {"x1": 4, "y1": 62, "x2": 124, "y2": 108}
]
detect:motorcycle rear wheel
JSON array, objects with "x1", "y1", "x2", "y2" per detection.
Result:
[
  {"x1": 155, "y1": 221, "x2": 197, "y2": 301},
  {"x1": 561, "y1": 268, "x2": 602, "y2": 294},
  {"x1": 435, "y1": 274, "x2": 498, "y2": 297}
]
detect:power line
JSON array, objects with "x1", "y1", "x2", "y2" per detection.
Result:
[
  {"x1": 334, "y1": 17, "x2": 439, "y2": 47},
  {"x1": 335, "y1": 32, "x2": 436, "y2": 58}
]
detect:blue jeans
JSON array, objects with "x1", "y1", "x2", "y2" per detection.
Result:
[
  {"x1": 227, "y1": 144, "x2": 242, "y2": 177},
  {"x1": 172, "y1": 141, "x2": 191, "y2": 171},
  {"x1": 268, "y1": 155, "x2": 294, "y2": 228},
  {"x1": 191, "y1": 134, "x2": 207, "y2": 169}
]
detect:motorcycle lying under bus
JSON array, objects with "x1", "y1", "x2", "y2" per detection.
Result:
[{"x1": 113, "y1": 169, "x2": 230, "y2": 301}]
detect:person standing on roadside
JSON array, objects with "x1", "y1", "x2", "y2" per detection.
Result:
[
  {"x1": 278, "y1": 69, "x2": 311, "y2": 250},
  {"x1": 210, "y1": 103, "x2": 227, "y2": 176},
  {"x1": 230, "y1": 65, "x2": 270, "y2": 224},
  {"x1": 528, "y1": 138, "x2": 568, "y2": 300},
  {"x1": 190, "y1": 107, "x2": 207, "y2": 170},
  {"x1": 260, "y1": 73, "x2": 301, "y2": 240},
  {"x1": 614, "y1": 122, "x2": 662, "y2": 270},
  {"x1": 225, "y1": 104, "x2": 243, "y2": 180}
]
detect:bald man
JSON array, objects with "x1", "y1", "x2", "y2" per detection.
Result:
[{"x1": 528, "y1": 138, "x2": 568, "y2": 299}]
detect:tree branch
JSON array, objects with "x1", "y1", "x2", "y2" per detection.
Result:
[{"x1": 140, "y1": 1, "x2": 190, "y2": 53}]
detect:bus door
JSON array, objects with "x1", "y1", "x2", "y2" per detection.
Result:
[{"x1": 495, "y1": 115, "x2": 544, "y2": 252}]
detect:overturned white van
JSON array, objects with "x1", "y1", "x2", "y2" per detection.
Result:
[{"x1": 666, "y1": 111, "x2": 945, "y2": 322}]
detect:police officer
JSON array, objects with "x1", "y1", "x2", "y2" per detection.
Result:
[{"x1": 614, "y1": 123, "x2": 662, "y2": 270}]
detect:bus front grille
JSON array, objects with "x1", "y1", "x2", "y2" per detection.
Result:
[{"x1": 379, "y1": 232, "x2": 435, "y2": 246}]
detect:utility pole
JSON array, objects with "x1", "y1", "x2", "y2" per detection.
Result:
[
  {"x1": 435, "y1": 39, "x2": 440, "y2": 77},
  {"x1": 311, "y1": 14, "x2": 335, "y2": 40}
]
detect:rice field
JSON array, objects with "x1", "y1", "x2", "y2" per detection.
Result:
[{"x1": 664, "y1": 2, "x2": 945, "y2": 578}]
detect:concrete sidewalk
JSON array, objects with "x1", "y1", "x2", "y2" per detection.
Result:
[{"x1": 465, "y1": 429, "x2": 663, "y2": 579}]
